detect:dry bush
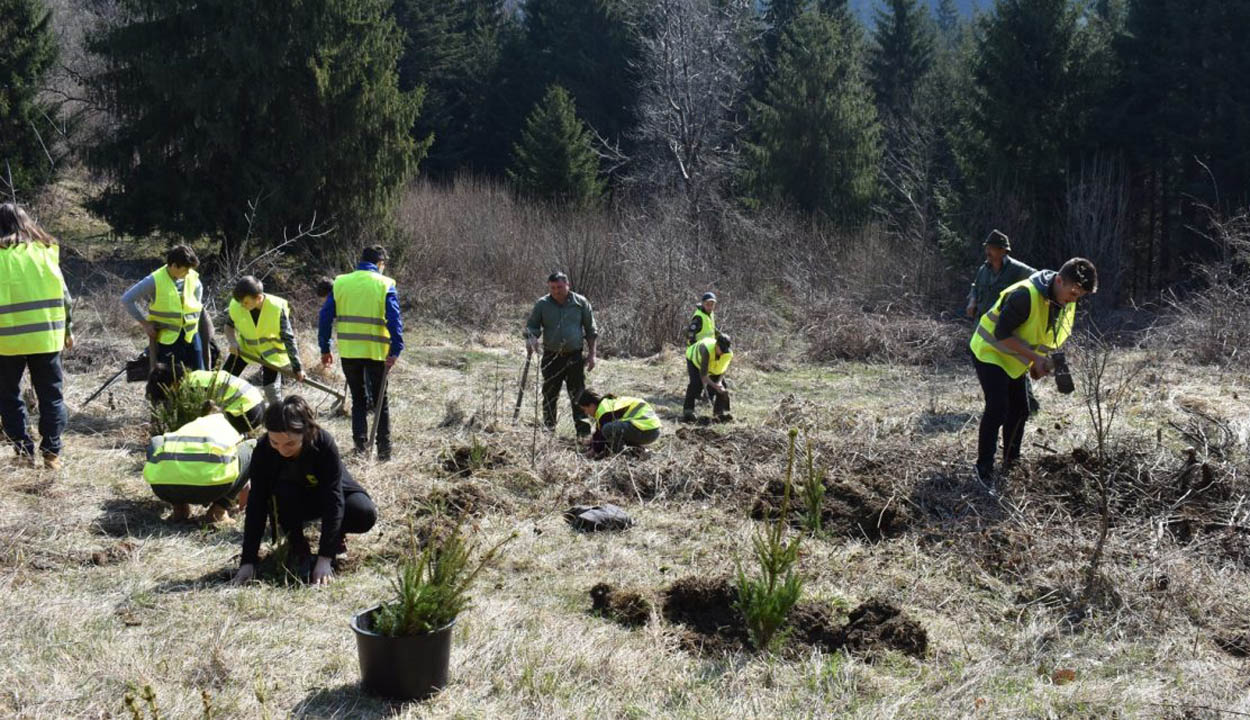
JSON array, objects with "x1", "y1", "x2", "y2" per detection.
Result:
[
  {"x1": 1152, "y1": 209, "x2": 1250, "y2": 365},
  {"x1": 803, "y1": 296, "x2": 967, "y2": 366}
]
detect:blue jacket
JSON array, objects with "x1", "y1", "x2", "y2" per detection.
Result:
[{"x1": 318, "y1": 262, "x2": 404, "y2": 357}]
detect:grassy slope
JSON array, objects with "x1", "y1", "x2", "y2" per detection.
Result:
[{"x1": 1, "y1": 299, "x2": 1249, "y2": 719}]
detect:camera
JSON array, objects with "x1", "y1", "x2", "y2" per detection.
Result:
[{"x1": 1051, "y1": 351, "x2": 1074, "y2": 394}]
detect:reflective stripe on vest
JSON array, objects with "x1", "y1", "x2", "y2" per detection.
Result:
[
  {"x1": 228, "y1": 295, "x2": 291, "y2": 367},
  {"x1": 686, "y1": 336, "x2": 732, "y2": 376},
  {"x1": 148, "y1": 267, "x2": 202, "y2": 345},
  {"x1": 143, "y1": 414, "x2": 242, "y2": 487},
  {"x1": 332, "y1": 270, "x2": 393, "y2": 361},
  {"x1": 181, "y1": 370, "x2": 263, "y2": 417},
  {"x1": 969, "y1": 276, "x2": 1074, "y2": 379},
  {"x1": 689, "y1": 308, "x2": 716, "y2": 347},
  {"x1": 0, "y1": 242, "x2": 66, "y2": 356},
  {"x1": 595, "y1": 396, "x2": 662, "y2": 432}
]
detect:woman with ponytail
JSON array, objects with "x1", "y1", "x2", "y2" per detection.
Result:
[{"x1": 231, "y1": 395, "x2": 377, "y2": 585}]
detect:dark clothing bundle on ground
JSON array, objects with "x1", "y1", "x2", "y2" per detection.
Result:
[
  {"x1": 541, "y1": 350, "x2": 589, "y2": 435},
  {"x1": 0, "y1": 351, "x2": 66, "y2": 457},
  {"x1": 241, "y1": 428, "x2": 376, "y2": 564},
  {"x1": 565, "y1": 504, "x2": 633, "y2": 532},
  {"x1": 342, "y1": 358, "x2": 390, "y2": 456}
]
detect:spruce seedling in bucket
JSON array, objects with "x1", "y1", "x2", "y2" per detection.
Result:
[{"x1": 736, "y1": 428, "x2": 803, "y2": 651}]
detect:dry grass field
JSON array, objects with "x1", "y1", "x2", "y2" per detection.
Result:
[{"x1": 2, "y1": 284, "x2": 1250, "y2": 719}]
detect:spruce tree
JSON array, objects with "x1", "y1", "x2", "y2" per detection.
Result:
[
  {"x1": 507, "y1": 85, "x2": 605, "y2": 206},
  {"x1": 936, "y1": 0, "x2": 960, "y2": 40},
  {"x1": 744, "y1": 11, "x2": 881, "y2": 224},
  {"x1": 0, "y1": 0, "x2": 58, "y2": 194},
  {"x1": 86, "y1": 0, "x2": 427, "y2": 257},
  {"x1": 869, "y1": 0, "x2": 936, "y2": 120},
  {"x1": 967, "y1": 0, "x2": 1101, "y2": 241}
]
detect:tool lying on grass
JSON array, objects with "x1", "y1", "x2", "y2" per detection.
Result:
[{"x1": 512, "y1": 348, "x2": 532, "y2": 424}]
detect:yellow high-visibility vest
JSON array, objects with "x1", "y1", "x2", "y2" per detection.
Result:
[
  {"x1": 228, "y1": 294, "x2": 291, "y2": 368},
  {"x1": 595, "y1": 396, "x2": 662, "y2": 432},
  {"x1": 688, "y1": 307, "x2": 716, "y2": 347},
  {"x1": 332, "y1": 270, "x2": 393, "y2": 361},
  {"x1": 970, "y1": 276, "x2": 1074, "y2": 379},
  {"x1": 148, "y1": 266, "x2": 202, "y2": 345},
  {"x1": 143, "y1": 414, "x2": 242, "y2": 487},
  {"x1": 180, "y1": 370, "x2": 263, "y2": 418},
  {"x1": 686, "y1": 336, "x2": 732, "y2": 376},
  {"x1": 0, "y1": 241, "x2": 66, "y2": 356}
]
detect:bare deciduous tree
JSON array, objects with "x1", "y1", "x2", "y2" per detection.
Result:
[{"x1": 629, "y1": 0, "x2": 754, "y2": 212}]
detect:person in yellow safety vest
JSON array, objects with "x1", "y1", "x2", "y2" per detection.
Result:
[
  {"x1": 223, "y1": 275, "x2": 304, "y2": 405},
  {"x1": 969, "y1": 257, "x2": 1098, "y2": 484},
  {"x1": 683, "y1": 334, "x2": 733, "y2": 423},
  {"x1": 0, "y1": 204, "x2": 74, "y2": 470},
  {"x1": 576, "y1": 389, "x2": 662, "y2": 457},
  {"x1": 144, "y1": 411, "x2": 255, "y2": 523},
  {"x1": 148, "y1": 363, "x2": 266, "y2": 434},
  {"x1": 121, "y1": 244, "x2": 205, "y2": 371},
  {"x1": 686, "y1": 292, "x2": 718, "y2": 348},
  {"x1": 318, "y1": 245, "x2": 403, "y2": 460}
]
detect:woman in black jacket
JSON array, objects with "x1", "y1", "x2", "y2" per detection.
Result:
[{"x1": 231, "y1": 396, "x2": 377, "y2": 585}]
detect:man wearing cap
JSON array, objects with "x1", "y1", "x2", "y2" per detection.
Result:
[
  {"x1": 686, "y1": 292, "x2": 718, "y2": 349},
  {"x1": 966, "y1": 230, "x2": 1035, "y2": 321},
  {"x1": 524, "y1": 272, "x2": 599, "y2": 438},
  {"x1": 966, "y1": 230, "x2": 1039, "y2": 414}
]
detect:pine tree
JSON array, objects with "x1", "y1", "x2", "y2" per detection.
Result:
[
  {"x1": 86, "y1": 0, "x2": 427, "y2": 257},
  {"x1": 507, "y1": 85, "x2": 605, "y2": 206},
  {"x1": 0, "y1": 0, "x2": 59, "y2": 195},
  {"x1": 519, "y1": 0, "x2": 641, "y2": 148},
  {"x1": 936, "y1": 0, "x2": 959, "y2": 39},
  {"x1": 744, "y1": 11, "x2": 880, "y2": 224},
  {"x1": 869, "y1": 0, "x2": 936, "y2": 120},
  {"x1": 967, "y1": 0, "x2": 1102, "y2": 242}
]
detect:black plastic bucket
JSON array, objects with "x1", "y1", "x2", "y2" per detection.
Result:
[{"x1": 351, "y1": 605, "x2": 455, "y2": 701}]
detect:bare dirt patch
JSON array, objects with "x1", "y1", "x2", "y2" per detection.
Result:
[{"x1": 589, "y1": 583, "x2": 653, "y2": 628}]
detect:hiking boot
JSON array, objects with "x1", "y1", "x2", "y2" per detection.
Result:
[
  {"x1": 170, "y1": 503, "x2": 193, "y2": 522},
  {"x1": 973, "y1": 463, "x2": 994, "y2": 487},
  {"x1": 377, "y1": 447, "x2": 392, "y2": 463},
  {"x1": 680, "y1": 412, "x2": 696, "y2": 424},
  {"x1": 714, "y1": 413, "x2": 734, "y2": 423},
  {"x1": 42, "y1": 453, "x2": 62, "y2": 471},
  {"x1": 205, "y1": 504, "x2": 231, "y2": 523}
]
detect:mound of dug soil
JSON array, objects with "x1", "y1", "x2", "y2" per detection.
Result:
[
  {"x1": 648, "y1": 575, "x2": 928, "y2": 659},
  {"x1": 441, "y1": 443, "x2": 510, "y2": 477},
  {"x1": 751, "y1": 474, "x2": 911, "y2": 540},
  {"x1": 590, "y1": 583, "x2": 653, "y2": 627}
]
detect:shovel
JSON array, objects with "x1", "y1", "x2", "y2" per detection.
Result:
[
  {"x1": 512, "y1": 349, "x2": 532, "y2": 424},
  {"x1": 365, "y1": 365, "x2": 391, "y2": 457},
  {"x1": 248, "y1": 353, "x2": 347, "y2": 415}
]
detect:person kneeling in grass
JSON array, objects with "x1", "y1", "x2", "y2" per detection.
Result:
[
  {"x1": 231, "y1": 396, "x2": 377, "y2": 586},
  {"x1": 577, "y1": 389, "x2": 662, "y2": 458},
  {"x1": 148, "y1": 363, "x2": 265, "y2": 434},
  {"x1": 144, "y1": 409, "x2": 254, "y2": 523}
]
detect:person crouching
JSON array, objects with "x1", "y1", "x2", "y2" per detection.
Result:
[{"x1": 577, "y1": 389, "x2": 662, "y2": 458}]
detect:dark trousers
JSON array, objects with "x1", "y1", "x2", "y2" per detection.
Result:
[
  {"x1": 223, "y1": 353, "x2": 278, "y2": 386},
  {"x1": 683, "y1": 360, "x2": 730, "y2": 416},
  {"x1": 157, "y1": 332, "x2": 205, "y2": 371},
  {"x1": 341, "y1": 358, "x2": 389, "y2": 453},
  {"x1": 226, "y1": 405, "x2": 265, "y2": 435},
  {"x1": 151, "y1": 441, "x2": 253, "y2": 508},
  {"x1": 974, "y1": 358, "x2": 1029, "y2": 472},
  {"x1": 0, "y1": 352, "x2": 67, "y2": 457},
  {"x1": 541, "y1": 351, "x2": 589, "y2": 435},
  {"x1": 599, "y1": 421, "x2": 661, "y2": 454},
  {"x1": 278, "y1": 488, "x2": 378, "y2": 553}
]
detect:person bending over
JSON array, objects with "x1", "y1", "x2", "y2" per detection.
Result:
[{"x1": 577, "y1": 389, "x2": 662, "y2": 458}]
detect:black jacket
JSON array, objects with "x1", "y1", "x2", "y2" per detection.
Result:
[{"x1": 240, "y1": 428, "x2": 365, "y2": 564}]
